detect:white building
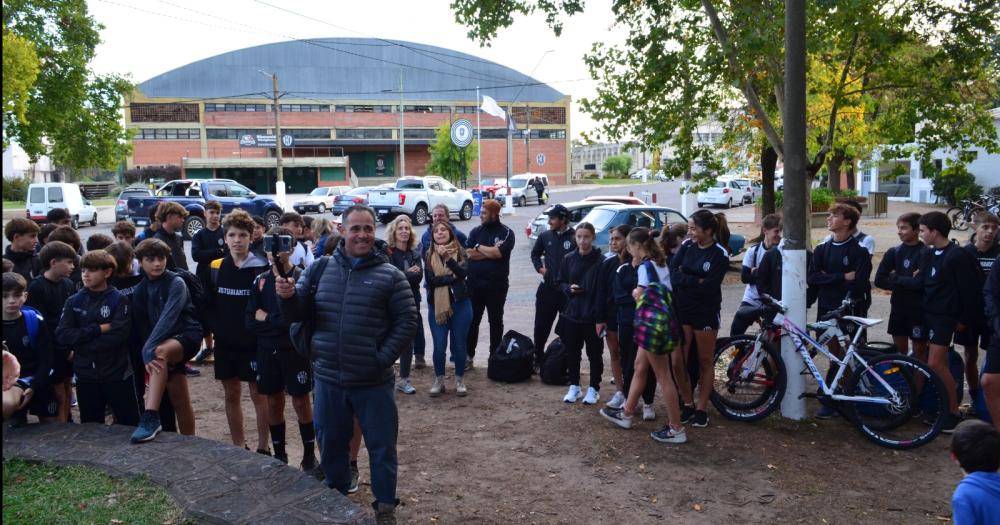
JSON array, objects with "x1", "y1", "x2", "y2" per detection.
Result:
[
  {"x1": 3, "y1": 144, "x2": 55, "y2": 182},
  {"x1": 571, "y1": 121, "x2": 725, "y2": 179},
  {"x1": 857, "y1": 107, "x2": 1000, "y2": 202}
]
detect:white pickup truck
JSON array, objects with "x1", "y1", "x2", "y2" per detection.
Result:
[{"x1": 367, "y1": 176, "x2": 475, "y2": 225}]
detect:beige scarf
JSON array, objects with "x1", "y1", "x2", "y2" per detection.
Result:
[{"x1": 429, "y1": 241, "x2": 461, "y2": 324}]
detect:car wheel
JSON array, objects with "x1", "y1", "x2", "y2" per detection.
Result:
[
  {"x1": 379, "y1": 215, "x2": 393, "y2": 225},
  {"x1": 460, "y1": 201, "x2": 473, "y2": 221},
  {"x1": 183, "y1": 215, "x2": 205, "y2": 240},
  {"x1": 71, "y1": 215, "x2": 79, "y2": 229},
  {"x1": 91, "y1": 213, "x2": 98, "y2": 227},
  {"x1": 318, "y1": 203, "x2": 326, "y2": 214},
  {"x1": 413, "y1": 204, "x2": 429, "y2": 225},
  {"x1": 264, "y1": 210, "x2": 281, "y2": 230},
  {"x1": 726, "y1": 198, "x2": 733, "y2": 209},
  {"x1": 697, "y1": 202, "x2": 704, "y2": 208},
  {"x1": 518, "y1": 195, "x2": 526, "y2": 207}
]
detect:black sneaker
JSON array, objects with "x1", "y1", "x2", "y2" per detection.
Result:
[
  {"x1": 275, "y1": 452, "x2": 289, "y2": 464},
  {"x1": 691, "y1": 410, "x2": 709, "y2": 428},
  {"x1": 680, "y1": 405, "x2": 696, "y2": 424},
  {"x1": 348, "y1": 464, "x2": 360, "y2": 493},
  {"x1": 301, "y1": 455, "x2": 323, "y2": 480},
  {"x1": 184, "y1": 364, "x2": 201, "y2": 377},
  {"x1": 940, "y1": 413, "x2": 962, "y2": 434},
  {"x1": 192, "y1": 347, "x2": 214, "y2": 364},
  {"x1": 599, "y1": 407, "x2": 633, "y2": 429},
  {"x1": 650, "y1": 425, "x2": 688, "y2": 444},
  {"x1": 257, "y1": 448, "x2": 272, "y2": 457}
]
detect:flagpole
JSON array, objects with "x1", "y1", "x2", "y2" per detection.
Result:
[{"x1": 476, "y1": 86, "x2": 482, "y2": 190}]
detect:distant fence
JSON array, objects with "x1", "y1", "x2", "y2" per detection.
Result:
[{"x1": 78, "y1": 182, "x2": 117, "y2": 199}]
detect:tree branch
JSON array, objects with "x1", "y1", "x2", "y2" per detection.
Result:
[
  {"x1": 811, "y1": 29, "x2": 859, "y2": 173},
  {"x1": 701, "y1": 0, "x2": 784, "y2": 158}
]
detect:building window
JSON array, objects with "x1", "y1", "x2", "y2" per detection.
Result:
[
  {"x1": 479, "y1": 128, "x2": 511, "y2": 139},
  {"x1": 285, "y1": 128, "x2": 331, "y2": 139},
  {"x1": 204, "y1": 103, "x2": 269, "y2": 112},
  {"x1": 509, "y1": 106, "x2": 567, "y2": 125},
  {"x1": 403, "y1": 105, "x2": 450, "y2": 113},
  {"x1": 130, "y1": 103, "x2": 200, "y2": 123},
  {"x1": 403, "y1": 128, "x2": 437, "y2": 139},
  {"x1": 455, "y1": 106, "x2": 478, "y2": 113},
  {"x1": 135, "y1": 128, "x2": 201, "y2": 140},
  {"x1": 206, "y1": 128, "x2": 269, "y2": 140},
  {"x1": 279, "y1": 104, "x2": 329, "y2": 112},
  {"x1": 335, "y1": 104, "x2": 393, "y2": 113},
  {"x1": 335, "y1": 128, "x2": 394, "y2": 139}
]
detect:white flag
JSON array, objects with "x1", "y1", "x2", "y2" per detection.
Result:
[{"x1": 480, "y1": 95, "x2": 506, "y2": 120}]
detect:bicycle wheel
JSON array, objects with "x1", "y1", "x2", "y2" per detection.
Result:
[
  {"x1": 844, "y1": 354, "x2": 947, "y2": 450},
  {"x1": 946, "y1": 206, "x2": 971, "y2": 231},
  {"x1": 710, "y1": 335, "x2": 786, "y2": 421}
]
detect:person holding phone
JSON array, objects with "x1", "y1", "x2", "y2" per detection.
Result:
[{"x1": 556, "y1": 222, "x2": 604, "y2": 405}]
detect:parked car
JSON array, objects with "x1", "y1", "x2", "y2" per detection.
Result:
[
  {"x1": 472, "y1": 178, "x2": 507, "y2": 200},
  {"x1": 696, "y1": 179, "x2": 745, "y2": 208},
  {"x1": 630, "y1": 168, "x2": 651, "y2": 180},
  {"x1": 368, "y1": 176, "x2": 475, "y2": 225},
  {"x1": 126, "y1": 179, "x2": 284, "y2": 239},
  {"x1": 115, "y1": 186, "x2": 153, "y2": 222},
  {"x1": 293, "y1": 186, "x2": 349, "y2": 214},
  {"x1": 731, "y1": 178, "x2": 761, "y2": 204},
  {"x1": 330, "y1": 184, "x2": 393, "y2": 218},
  {"x1": 583, "y1": 195, "x2": 646, "y2": 205},
  {"x1": 26, "y1": 182, "x2": 99, "y2": 229},
  {"x1": 526, "y1": 200, "x2": 619, "y2": 248},
  {"x1": 881, "y1": 175, "x2": 910, "y2": 198},
  {"x1": 495, "y1": 173, "x2": 549, "y2": 207},
  {"x1": 580, "y1": 204, "x2": 746, "y2": 256}
]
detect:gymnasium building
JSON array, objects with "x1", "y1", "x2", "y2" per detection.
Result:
[{"x1": 126, "y1": 38, "x2": 572, "y2": 193}]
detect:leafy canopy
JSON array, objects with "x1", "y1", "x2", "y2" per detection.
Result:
[{"x1": 426, "y1": 122, "x2": 479, "y2": 185}]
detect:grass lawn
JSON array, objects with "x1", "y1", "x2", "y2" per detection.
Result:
[
  {"x1": 2, "y1": 198, "x2": 117, "y2": 208},
  {"x1": 3, "y1": 459, "x2": 189, "y2": 525}
]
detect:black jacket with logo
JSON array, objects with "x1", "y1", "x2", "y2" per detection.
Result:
[
  {"x1": 210, "y1": 253, "x2": 270, "y2": 352},
  {"x1": 557, "y1": 248, "x2": 604, "y2": 323},
  {"x1": 4, "y1": 246, "x2": 42, "y2": 282},
  {"x1": 530, "y1": 227, "x2": 576, "y2": 287},
  {"x1": 55, "y1": 287, "x2": 131, "y2": 383},
  {"x1": 919, "y1": 242, "x2": 983, "y2": 327},
  {"x1": 874, "y1": 242, "x2": 925, "y2": 312},
  {"x1": 246, "y1": 267, "x2": 300, "y2": 351},
  {"x1": 466, "y1": 221, "x2": 515, "y2": 288}
]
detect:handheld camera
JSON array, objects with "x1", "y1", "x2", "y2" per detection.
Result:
[{"x1": 264, "y1": 233, "x2": 294, "y2": 278}]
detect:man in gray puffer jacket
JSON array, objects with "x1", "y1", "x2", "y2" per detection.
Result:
[{"x1": 277, "y1": 204, "x2": 416, "y2": 525}]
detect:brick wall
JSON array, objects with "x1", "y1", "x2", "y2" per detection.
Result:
[{"x1": 132, "y1": 140, "x2": 201, "y2": 166}]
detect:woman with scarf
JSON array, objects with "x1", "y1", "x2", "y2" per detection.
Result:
[
  {"x1": 425, "y1": 222, "x2": 471, "y2": 397},
  {"x1": 386, "y1": 215, "x2": 423, "y2": 394}
]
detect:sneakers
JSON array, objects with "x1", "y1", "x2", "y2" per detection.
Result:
[
  {"x1": 816, "y1": 405, "x2": 838, "y2": 419},
  {"x1": 184, "y1": 364, "x2": 201, "y2": 377},
  {"x1": 606, "y1": 391, "x2": 626, "y2": 409},
  {"x1": 430, "y1": 376, "x2": 446, "y2": 397},
  {"x1": 941, "y1": 412, "x2": 963, "y2": 434},
  {"x1": 256, "y1": 448, "x2": 271, "y2": 457},
  {"x1": 373, "y1": 502, "x2": 396, "y2": 525},
  {"x1": 275, "y1": 452, "x2": 289, "y2": 464},
  {"x1": 563, "y1": 385, "x2": 583, "y2": 403},
  {"x1": 301, "y1": 455, "x2": 323, "y2": 480},
  {"x1": 680, "y1": 405, "x2": 696, "y2": 424},
  {"x1": 395, "y1": 378, "x2": 416, "y2": 395},
  {"x1": 349, "y1": 464, "x2": 360, "y2": 493},
  {"x1": 642, "y1": 403, "x2": 656, "y2": 421},
  {"x1": 130, "y1": 411, "x2": 162, "y2": 443},
  {"x1": 465, "y1": 360, "x2": 475, "y2": 372},
  {"x1": 192, "y1": 346, "x2": 214, "y2": 364},
  {"x1": 650, "y1": 426, "x2": 688, "y2": 444},
  {"x1": 582, "y1": 387, "x2": 600, "y2": 405},
  {"x1": 414, "y1": 356, "x2": 426, "y2": 370},
  {"x1": 599, "y1": 407, "x2": 633, "y2": 429},
  {"x1": 455, "y1": 377, "x2": 468, "y2": 397},
  {"x1": 691, "y1": 410, "x2": 709, "y2": 428}
]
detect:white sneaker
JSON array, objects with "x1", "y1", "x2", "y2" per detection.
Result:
[
  {"x1": 455, "y1": 377, "x2": 468, "y2": 397},
  {"x1": 642, "y1": 403, "x2": 656, "y2": 421},
  {"x1": 582, "y1": 387, "x2": 600, "y2": 405},
  {"x1": 430, "y1": 376, "x2": 445, "y2": 397},
  {"x1": 606, "y1": 391, "x2": 626, "y2": 409},
  {"x1": 563, "y1": 385, "x2": 582, "y2": 403}
]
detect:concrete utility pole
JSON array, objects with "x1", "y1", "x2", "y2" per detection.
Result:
[
  {"x1": 270, "y1": 73, "x2": 286, "y2": 206},
  {"x1": 399, "y1": 69, "x2": 405, "y2": 177},
  {"x1": 525, "y1": 103, "x2": 531, "y2": 173},
  {"x1": 780, "y1": 0, "x2": 809, "y2": 420}
]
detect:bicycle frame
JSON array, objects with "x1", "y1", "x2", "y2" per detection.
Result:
[{"x1": 770, "y1": 312, "x2": 899, "y2": 406}]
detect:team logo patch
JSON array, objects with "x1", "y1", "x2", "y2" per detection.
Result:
[
  {"x1": 702, "y1": 261, "x2": 711, "y2": 272},
  {"x1": 22, "y1": 336, "x2": 30, "y2": 347},
  {"x1": 842, "y1": 256, "x2": 849, "y2": 266},
  {"x1": 912, "y1": 326, "x2": 923, "y2": 338},
  {"x1": 903, "y1": 259, "x2": 911, "y2": 269},
  {"x1": 48, "y1": 401, "x2": 58, "y2": 414},
  {"x1": 218, "y1": 238, "x2": 224, "y2": 246},
  {"x1": 100, "y1": 305, "x2": 111, "y2": 318},
  {"x1": 250, "y1": 360, "x2": 258, "y2": 372},
  {"x1": 297, "y1": 371, "x2": 308, "y2": 384},
  {"x1": 931, "y1": 267, "x2": 937, "y2": 278},
  {"x1": 929, "y1": 329, "x2": 935, "y2": 340},
  {"x1": 563, "y1": 240, "x2": 572, "y2": 250}
]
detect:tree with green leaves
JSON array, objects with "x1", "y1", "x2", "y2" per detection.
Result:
[
  {"x1": 3, "y1": 0, "x2": 134, "y2": 172},
  {"x1": 426, "y1": 122, "x2": 479, "y2": 185},
  {"x1": 602, "y1": 154, "x2": 632, "y2": 178},
  {"x1": 451, "y1": 0, "x2": 999, "y2": 214}
]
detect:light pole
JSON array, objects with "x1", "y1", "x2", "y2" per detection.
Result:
[
  {"x1": 382, "y1": 70, "x2": 405, "y2": 178},
  {"x1": 259, "y1": 69, "x2": 285, "y2": 207},
  {"x1": 504, "y1": 49, "x2": 554, "y2": 215}
]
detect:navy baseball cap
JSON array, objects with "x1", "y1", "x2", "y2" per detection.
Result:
[{"x1": 544, "y1": 204, "x2": 570, "y2": 219}]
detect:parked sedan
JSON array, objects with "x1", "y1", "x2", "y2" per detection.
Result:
[
  {"x1": 526, "y1": 200, "x2": 619, "y2": 248},
  {"x1": 115, "y1": 186, "x2": 153, "y2": 222},
  {"x1": 293, "y1": 186, "x2": 349, "y2": 214},
  {"x1": 581, "y1": 204, "x2": 745, "y2": 256},
  {"x1": 732, "y1": 178, "x2": 761, "y2": 204},
  {"x1": 696, "y1": 179, "x2": 744, "y2": 208},
  {"x1": 330, "y1": 184, "x2": 393, "y2": 217},
  {"x1": 583, "y1": 195, "x2": 645, "y2": 205}
]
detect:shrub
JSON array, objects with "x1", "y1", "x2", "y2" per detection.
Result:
[
  {"x1": 2, "y1": 175, "x2": 31, "y2": 202},
  {"x1": 931, "y1": 164, "x2": 982, "y2": 206},
  {"x1": 811, "y1": 187, "x2": 835, "y2": 212}
]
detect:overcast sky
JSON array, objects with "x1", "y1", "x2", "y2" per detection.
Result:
[{"x1": 87, "y1": 0, "x2": 626, "y2": 140}]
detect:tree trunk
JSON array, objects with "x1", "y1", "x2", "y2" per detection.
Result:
[
  {"x1": 827, "y1": 149, "x2": 845, "y2": 193},
  {"x1": 845, "y1": 157, "x2": 856, "y2": 190},
  {"x1": 761, "y1": 144, "x2": 778, "y2": 215}
]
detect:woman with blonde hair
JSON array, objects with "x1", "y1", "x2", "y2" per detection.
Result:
[
  {"x1": 425, "y1": 222, "x2": 471, "y2": 397},
  {"x1": 385, "y1": 215, "x2": 424, "y2": 394}
]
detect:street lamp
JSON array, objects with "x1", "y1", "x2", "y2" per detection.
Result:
[
  {"x1": 259, "y1": 69, "x2": 286, "y2": 206},
  {"x1": 504, "y1": 49, "x2": 555, "y2": 215}
]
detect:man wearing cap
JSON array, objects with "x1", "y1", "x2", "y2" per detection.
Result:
[
  {"x1": 465, "y1": 200, "x2": 516, "y2": 368},
  {"x1": 530, "y1": 204, "x2": 577, "y2": 366}
]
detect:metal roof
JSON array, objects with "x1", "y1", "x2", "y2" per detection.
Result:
[{"x1": 137, "y1": 38, "x2": 565, "y2": 103}]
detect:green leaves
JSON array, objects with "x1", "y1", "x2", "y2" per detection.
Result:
[
  {"x1": 426, "y1": 122, "x2": 479, "y2": 184},
  {"x1": 3, "y1": 0, "x2": 134, "y2": 169}
]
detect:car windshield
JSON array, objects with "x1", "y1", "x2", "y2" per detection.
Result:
[
  {"x1": 347, "y1": 187, "x2": 369, "y2": 196},
  {"x1": 581, "y1": 208, "x2": 618, "y2": 230},
  {"x1": 714, "y1": 181, "x2": 727, "y2": 188},
  {"x1": 510, "y1": 179, "x2": 528, "y2": 189},
  {"x1": 396, "y1": 179, "x2": 423, "y2": 190},
  {"x1": 309, "y1": 188, "x2": 327, "y2": 196}
]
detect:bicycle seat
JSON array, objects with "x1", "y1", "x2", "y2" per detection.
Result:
[{"x1": 843, "y1": 315, "x2": 882, "y2": 327}]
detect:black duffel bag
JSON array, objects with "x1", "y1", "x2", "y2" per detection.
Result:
[
  {"x1": 488, "y1": 330, "x2": 535, "y2": 383},
  {"x1": 540, "y1": 337, "x2": 570, "y2": 386}
]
